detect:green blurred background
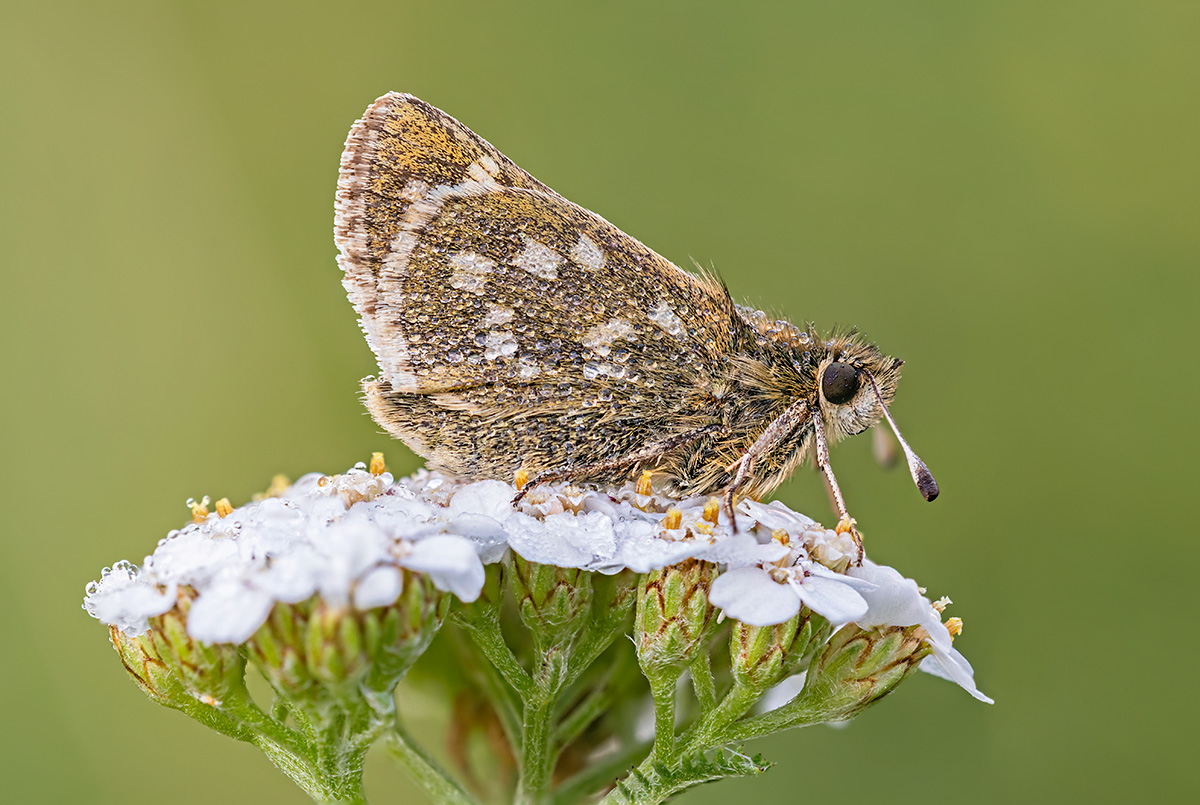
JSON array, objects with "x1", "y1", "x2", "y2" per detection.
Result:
[{"x1": 3, "y1": 1, "x2": 1196, "y2": 802}]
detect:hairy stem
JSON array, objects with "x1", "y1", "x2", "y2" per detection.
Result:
[{"x1": 386, "y1": 724, "x2": 475, "y2": 805}]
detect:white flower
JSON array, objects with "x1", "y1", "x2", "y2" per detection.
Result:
[
  {"x1": 709, "y1": 561, "x2": 877, "y2": 627},
  {"x1": 737, "y1": 498, "x2": 819, "y2": 533},
  {"x1": 86, "y1": 462, "x2": 990, "y2": 709},
  {"x1": 478, "y1": 478, "x2": 787, "y2": 573},
  {"x1": 738, "y1": 498, "x2": 859, "y2": 569},
  {"x1": 84, "y1": 464, "x2": 491, "y2": 643},
  {"x1": 83, "y1": 561, "x2": 176, "y2": 636},
  {"x1": 848, "y1": 562, "x2": 993, "y2": 704}
]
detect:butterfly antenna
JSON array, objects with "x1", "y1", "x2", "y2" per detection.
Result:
[{"x1": 863, "y1": 369, "x2": 939, "y2": 501}]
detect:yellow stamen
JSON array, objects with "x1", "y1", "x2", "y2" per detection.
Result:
[
  {"x1": 215, "y1": 498, "x2": 233, "y2": 518},
  {"x1": 253, "y1": 474, "x2": 291, "y2": 501},
  {"x1": 771, "y1": 528, "x2": 791, "y2": 546},
  {"x1": 636, "y1": 470, "x2": 653, "y2": 497},
  {"x1": 702, "y1": 497, "x2": 721, "y2": 524},
  {"x1": 188, "y1": 496, "x2": 210, "y2": 523},
  {"x1": 662, "y1": 509, "x2": 682, "y2": 530},
  {"x1": 369, "y1": 452, "x2": 386, "y2": 476},
  {"x1": 835, "y1": 515, "x2": 857, "y2": 535},
  {"x1": 945, "y1": 617, "x2": 963, "y2": 639},
  {"x1": 514, "y1": 468, "x2": 529, "y2": 490}
]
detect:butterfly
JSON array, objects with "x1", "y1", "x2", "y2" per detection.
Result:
[{"x1": 334, "y1": 93, "x2": 936, "y2": 529}]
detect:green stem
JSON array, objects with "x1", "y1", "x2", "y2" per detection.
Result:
[
  {"x1": 599, "y1": 747, "x2": 769, "y2": 805},
  {"x1": 459, "y1": 613, "x2": 534, "y2": 697},
  {"x1": 516, "y1": 693, "x2": 553, "y2": 804},
  {"x1": 518, "y1": 643, "x2": 573, "y2": 803},
  {"x1": 689, "y1": 655, "x2": 718, "y2": 717},
  {"x1": 719, "y1": 696, "x2": 828, "y2": 744},
  {"x1": 647, "y1": 670, "x2": 679, "y2": 761},
  {"x1": 386, "y1": 725, "x2": 476, "y2": 805},
  {"x1": 678, "y1": 682, "x2": 760, "y2": 755},
  {"x1": 310, "y1": 708, "x2": 371, "y2": 804},
  {"x1": 207, "y1": 689, "x2": 364, "y2": 802}
]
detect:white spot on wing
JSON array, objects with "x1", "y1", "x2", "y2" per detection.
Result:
[
  {"x1": 450, "y1": 252, "x2": 496, "y2": 292},
  {"x1": 398, "y1": 178, "x2": 429, "y2": 202},
  {"x1": 583, "y1": 318, "x2": 637, "y2": 358},
  {"x1": 480, "y1": 304, "x2": 514, "y2": 327},
  {"x1": 517, "y1": 356, "x2": 541, "y2": 379},
  {"x1": 511, "y1": 238, "x2": 562, "y2": 280},
  {"x1": 582, "y1": 361, "x2": 627, "y2": 380},
  {"x1": 571, "y1": 234, "x2": 606, "y2": 271},
  {"x1": 467, "y1": 161, "x2": 492, "y2": 183},
  {"x1": 483, "y1": 330, "x2": 519, "y2": 360},
  {"x1": 648, "y1": 300, "x2": 687, "y2": 338}
]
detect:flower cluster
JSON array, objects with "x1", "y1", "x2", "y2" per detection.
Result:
[{"x1": 84, "y1": 456, "x2": 988, "y2": 803}]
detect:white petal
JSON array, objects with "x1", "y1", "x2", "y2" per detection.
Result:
[
  {"x1": 921, "y1": 648, "x2": 994, "y2": 704},
  {"x1": 549, "y1": 511, "x2": 616, "y2": 560},
  {"x1": 506, "y1": 515, "x2": 585, "y2": 567},
  {"x1": 607, "y1": 521, "x2": 705, "y2": 573},
  {"x1": 739, "y1": 499, "x2": 817, "y2": 533},
  {"x1": 255, "y1": 549, "x2": 320, "y2": 604},
  {"x1": 352, "y1": 565, "x2": 403, "y2": 610},
  {"x1": 697, "y1": 533, "x2": 789, "y2": 567},
  {"x1": 309, "y1": 520, "x2": 390, "y2": 607},
  {"x1": 449, "y1": 480, "x2": 516, "y2": 521},
  {"x1": 759, "y1": 672, "x2": 808, "y2": 713},
  {"x1": 400, "y1": 535, "x2": 485, "y2": 602},
  {"x1": 186, "y1": 582, "x2": 274, "y2": 644},
  {"x1": 446, "y1": 513, "x2": 512, "y2": 563},
  {"x1": 505, "y1": 511, "x2": 616, "y2": 568},
  {"x1": 847, "y1": 563, "x2": 935, "y2": 630},
  {"x1": 709, "y1": 567, "x2": 801, "y2": 626},
  {"x1": 143, "y1": 526, "x2": 241, "y2": 586},
  {"x1": 806, "y1": 562, "x2": 878, "y2": 591},
  {"x1": 367, "y1": 496, "x2": 438, "y2": 537},
  {"x1": 791, "y1": 574, "x2": 869, "y2": 627}
]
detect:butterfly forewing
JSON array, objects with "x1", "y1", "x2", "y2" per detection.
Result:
[{"x1": 336, "y1": 93, "x2": 736, "y2": 423}]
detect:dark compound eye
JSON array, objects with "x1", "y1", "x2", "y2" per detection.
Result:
[{"x1": 822, "y1": 362, "x2": 861, "y2": 405}]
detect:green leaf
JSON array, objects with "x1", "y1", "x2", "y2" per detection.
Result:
[{"x1": 603, "y1": 748, "x2": 772, "y2": 804}]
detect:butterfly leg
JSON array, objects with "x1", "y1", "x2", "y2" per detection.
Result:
[
  {"x1": 511, "y1": 423, "x2": 727, "y2": 505},
  {"x1": 810, "y1": 406, "x2": 864, "y2": 563},
  {"x1": 720, "y1": 398, "x2": 811, "y2": 532}
]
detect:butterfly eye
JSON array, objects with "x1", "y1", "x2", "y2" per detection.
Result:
[{"x1": 821, "y1": 362, "x2": 860, "y2": 405}]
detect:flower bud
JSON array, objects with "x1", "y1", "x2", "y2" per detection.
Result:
[
  {"x1": 247, "y1": 571, "x2": 448, "y2": 702},
  {"x1": 109, "y1": 586, "x2": 251, "y2": 715},
  {"x1": 511, "y1": 555, "x2": 593, "y2": 650},
  {"x1": 634, "y1": 559, "x2": 720, "y2": 673},
  {"x1": 793, "y1": 623, "x2": 930, "y2": 722},
  {"x1": 730, "y1": 611, "x2": 830, "y2": 692}
]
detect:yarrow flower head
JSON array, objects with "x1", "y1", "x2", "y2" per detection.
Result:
[{"x1": 84, "y1": 456, "x2": 989, "y2": 803}]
